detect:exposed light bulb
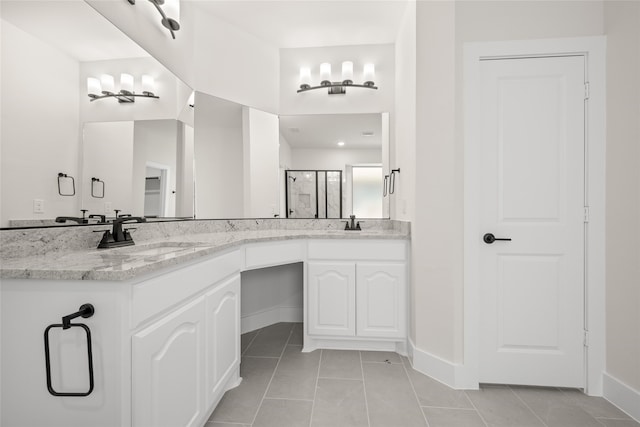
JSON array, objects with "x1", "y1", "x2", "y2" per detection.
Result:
[
  {"x1": 341, "y1": 61, "x2": 353, "y2": 85},
  {"x1": 320, "y1": 63, "x2": 332, "y2": 86},
  {"x1": 100, "y1": 74, "x2": 115, "y2": 94}
]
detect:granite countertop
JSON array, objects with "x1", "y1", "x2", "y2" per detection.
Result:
[{"x1": 0, "y1": 228, "x2": 409, "y2": 282}]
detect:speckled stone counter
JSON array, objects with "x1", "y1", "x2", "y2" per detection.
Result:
[{"x1": 0, "y1": 219, "x2": 410, "y2": 281}]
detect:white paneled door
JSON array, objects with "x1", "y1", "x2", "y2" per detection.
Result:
[{"x1": 478, "y1": 56, "x2": 586, "y2": 387}]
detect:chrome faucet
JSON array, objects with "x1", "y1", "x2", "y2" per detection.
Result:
[
  {"x1": 97, "y1": 216, "x2": 146, "y2": 249},
  {"x1": 344, "y1": 215, "x2": 362, "y2": 231}
]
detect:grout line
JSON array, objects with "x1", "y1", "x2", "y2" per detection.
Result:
[
  {"x1": 400, "y1": 354, "x2": 431, "y2": 427},
  {"x1": 420, "y1": 405, "x2": 480, "y2": 411},
  {"x1": 308, "y1": 348, "x2": 323, "y2": 427},
  {"x1": 262, "y1": 396, "x2": 314, "y2": 402},
  {"x1": 249, "y1": 325, "x2": 294, "y2": 426},
  {"x1": 242, "y1": 355, "x2": 281, "y2": 359},
  {"x1": 317, "y1": 376, "x2": 364, "y2": 381},
  {"x1": 361, "y1": 360, "x2": 404, "y2": 365},
  {"x1": 463, "y1": 390, "x2": 490, "y2": 427},
  {"x1": 508, "y1": 386, "x2": 550, "y2": 427},
  {"x1": 359, "y1": 351, "x2": 372, "y2": 427},
  {"x1": 242, "y1": 330, "x2": 261, "y2": 356}
]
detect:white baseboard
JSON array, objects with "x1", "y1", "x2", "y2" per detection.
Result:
[
  {"x1": 408, "y1": 338, "x2": 458, "y2": 389},
  {"x1": 241, "y1": 306, "x2": 302, "y2": 334},
  {"x1": 603, "y1": 372, "x2": 640, "y2": 422}
]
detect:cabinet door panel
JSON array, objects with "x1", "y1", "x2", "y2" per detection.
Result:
[
  {"x1": 132, "y1": 298, "x2": 206, "y2": 427},
  {"x1": 308, "y1": 262, "x2": 356, "y2": 336},
  {"x1": 356, "y1": 263, "x2": 406, "y2": 338},
  {"x1": 205, "y1": 274, "x2": 241, "y2": 405}
]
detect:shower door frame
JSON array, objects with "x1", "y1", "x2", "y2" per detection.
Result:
[{"x1": 285, "y1": 170, "x2": 343, "y2": 219}]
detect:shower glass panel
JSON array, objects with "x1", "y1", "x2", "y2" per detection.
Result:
[{"x1": 285, "y1": 170, "x2": 342, "y2": 218}]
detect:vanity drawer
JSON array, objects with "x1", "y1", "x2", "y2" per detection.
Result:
[
  {"x1": 131, "y1": 249, "x2": 242, "y2": 329},
  {"x1": 244, "y1": 241, "x2": 305, "y2": 270},
  {"x1": 307, "y1": 239, "x2": 406, "y2": 261}
]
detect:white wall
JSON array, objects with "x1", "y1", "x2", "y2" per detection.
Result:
[
  {"x1": 604, "y1": 0, "x2": 640, "y2": 393},
  {"x1": 280, "y1": 44, "x2": 395, "y2": 116},
  {"x1": 176, "y1": 124, "x2": 195, "y2": 217},
  {"x1": 242, "y1": 107, "x2": 280, "y2": 218},
  {"x1": 193, "y1": 92, "x2": 244, "y2": 218},
  {"x1": 1, "y1": 20, "x2": 80, "y2": 227},
  {"x1": 194, "y1": 11, "x2": 279, "y2": 114},
  {"x1": 82, "y1": 122, "x2": 134, "y2": 216},
  {"x1": 132, "y1": 120, "x2": 179, "y2": 217},
  {"x1": 279, "y1": 133, "x2": 293, "y2": 170}
]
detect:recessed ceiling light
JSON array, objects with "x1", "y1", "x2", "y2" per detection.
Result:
[
  {"x1": 361, "y1": 131, "x2": 375, "y2": 137},
  {"x1": 337, "y1": 141, "x2": 345, "y2": 146}
]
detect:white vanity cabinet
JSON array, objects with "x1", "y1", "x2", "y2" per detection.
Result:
[
  {"x1": 306, "y1": 240, "x2": 407, "y2": 351},
  {"x1": 132, "y1": 298, "x2": 207, "y2": 427},
  {"x1": 131, "y1": 251, "x2": 242, "y2": 427},
  {"x1": 308, "y1": 262, "x2": 356, "y2": 336}
]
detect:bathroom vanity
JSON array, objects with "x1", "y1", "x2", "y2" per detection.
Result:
[{"x1": 0, "y1": 221, "x2": 409, "y2": 427}]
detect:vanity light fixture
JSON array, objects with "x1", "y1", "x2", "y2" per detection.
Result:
[
  {"x1": 87, "y1": 74, "x2": 159, "y2": 103},
  {"x1": 298, "y1": 62, "x2": 378, "y2": 95},
  {"x1": 127, "y1": 0, "x2": 180, "y2": 39}
]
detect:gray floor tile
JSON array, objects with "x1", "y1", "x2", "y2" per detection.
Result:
[
  {"x1": 311, "y1": 378, "x2": 369, "y2": 427},
  {"x1": 319, "y1": 350, "x2": 363, "y2": 380},
  {"x1": 266, "y1": 345, "x2": 321, "y2": 400},
  {"x1": 422, "y1": 407, "x2": 486, "y2": 427},
  {"x1": 209, "y1": 356, "x2": 278, "y2": 424},
  {"x1": 597, "y1": 419, "x2": 640, "y2": 427},
  {"x1": 207, "y1": 423, "x2": 251, "y2": 427},
  {"x1": 560, "y1": 389, "x2": 632, "y2": 419},
  {"x1": 289, "y1": 322, "x2": 303, "y2": 345},
  {"x1": 360, "y1": 350, "x2": 402, "y2": 364},
  {"x1": 363, "y1": 362, "x2": 427, "y2": 426},
  {"x1": 511, "y1": 386, "x2": 602, "y2": 427},
  {"x1": 253, "y1": 398, "x2": 313, "y2": 427},
  {"x1": 403, "y1": 357, "x2": 473, "y2": 409},
  {"x1": 241, "y1": 330, "x2": 259, "y2": 354},
  {"x1": 244, "y1": 322, "x2": 294, "y2": 357},
  {"x1": 466, "y1": 386, "x2": 545, "y2": 427}
]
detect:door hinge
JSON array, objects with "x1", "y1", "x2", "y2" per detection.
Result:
[
  {"x1": 584, "y1": 82, "x2": 590, "y2": 100},
  {"x1": 584, "y1": 206, "x2": 590, "y2": 223},
  {"x1": 583, "y1": 330, "x2": 589, "y2": 347}
]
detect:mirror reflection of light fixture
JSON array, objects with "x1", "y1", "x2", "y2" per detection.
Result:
[
  {"x1": 87, "y1": 74, "x2": 159, "y2": 103},
  {"x1": 127, "y1": 0, "x2": 180, "y2": 40},
  {"x1": 298, "y1": 62, "x2": 377, "y2": 95}
]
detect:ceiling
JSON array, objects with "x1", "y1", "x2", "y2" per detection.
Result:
[
  {"x1": 0, "y1": 1, "x2": 149, "y2": 62},
  {"x1": 280, "y1": 113, "x2": 382, "y2": 149},
  {"x1": 193, "y1": 0, "x2": 410, "y2": 49}
]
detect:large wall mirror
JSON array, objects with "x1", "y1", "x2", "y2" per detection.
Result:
[{"x1": 0, "y1": 2, "x2": 390, "y2": 228}]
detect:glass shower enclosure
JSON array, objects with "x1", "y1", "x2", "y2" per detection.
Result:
[{"x1": 285, "y1": 170, "x2": 342, "y2": 218}]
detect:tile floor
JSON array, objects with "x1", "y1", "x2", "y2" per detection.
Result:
[{"x1": 208, "y1": 322, "x2": 638, "y2": 427}]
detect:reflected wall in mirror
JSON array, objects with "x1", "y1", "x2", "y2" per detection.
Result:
[
  {"x1": 193, "y1": 92, "x2": 280, "y2": 219},
  {"x1": 0, "y1": 0, "x2": 194, "y2": 227},
  {"x1": 279, "y1": 113, "x2": 390, "y2": 219}
]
